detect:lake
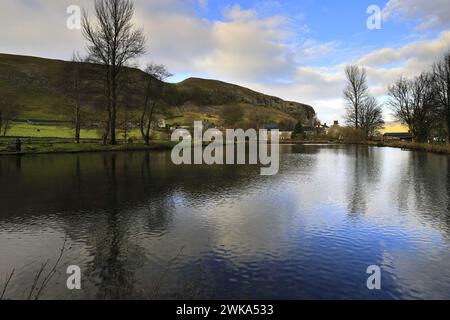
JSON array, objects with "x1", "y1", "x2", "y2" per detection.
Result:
[{"x1": 0, "y1": 145, "x2": 449, "y2": 300}]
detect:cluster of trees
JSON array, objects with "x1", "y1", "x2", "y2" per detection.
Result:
[
  {"x1": 73, "y1": 0, "x2": 172, "y2": 145},
  {"x1": 388, "y1": 52, "x2": 450, "y2": 143},
  {"x1": 343, "y1": 65, "x2": 384, "y2": 140},
  {"x1": 81, "y1": 0, "x2": 146, "y2": 145}
]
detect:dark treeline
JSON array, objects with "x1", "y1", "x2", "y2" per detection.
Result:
[
  {"x1": 78, "y1": 0, "x2": 177, "y2": 145},
  {"x1": 388, "y1": 51, "x2": 450, "y2": 143},
  {"x1": 342, "y1": 51, "x2": 450, "y2": 144}
]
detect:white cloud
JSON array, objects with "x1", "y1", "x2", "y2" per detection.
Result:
[
  {"x1": 223, "y1": 4, "x2": 257, "y2": 21},
  {"x1": 0, "y1": 0, "x2": 89, "y2": 59},
  {"x1": 357, "y1": 30, "x2": 450, "y2": 83},
  {"x1": 197, "y1": 9, "x2": 296, "y2": 83},
  {"x1": 383, "y1": 0, "x2": 450, "y2": 31},
  {"x1": 297, "y1": 39, "x2": 340, "y2": 64},
  {"x1": 135, "y1": 10, "x2": 213, "y2": 70}
]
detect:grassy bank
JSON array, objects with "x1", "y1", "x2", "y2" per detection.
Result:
[
  {"x1": 365, "y1": 140, "x2": 450, "y2": 155},
  {"x1": 0, "y1": 137, "x2": 176, "y2": 156},
  {"x1": 6, "y1": 122, "x2": 169, "y2": 140},
  {"x1": 3, "y1": 133, "x2": 449, "y2": 157},
  {"x1": 7, "y1": 123, "x2": 100, "y2": 139},
  {"x1": 289, "y1": 138, "x2": 450, "y2": 155}
]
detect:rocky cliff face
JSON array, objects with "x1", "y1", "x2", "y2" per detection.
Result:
[{"x1": 175, "y1": 78, "x2": 316, "y2": 123}]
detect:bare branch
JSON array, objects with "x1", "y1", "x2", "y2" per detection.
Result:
[{"x1": 343, "y1": 65, "x2": 369, "y2": 128}]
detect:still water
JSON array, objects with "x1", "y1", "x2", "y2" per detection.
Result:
[{"x1": 0, "y1": 145, "x2": 449, "y2": 300}]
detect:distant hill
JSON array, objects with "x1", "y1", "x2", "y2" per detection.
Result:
[{"x1": 0, "y1": 53, "x2": 315, "y2": 128}]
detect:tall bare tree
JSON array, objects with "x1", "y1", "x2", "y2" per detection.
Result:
[
  {"x1": 343, "y1": 65, "x2": 369, "y2": 128},
  {"x1": 82, "y1": 0, "x2": 145, "y2": 145},
  {"x1": 140, "y1": 63, "x2": 172, "y2": 145},
  {"x1": 117, "y1": 68, "x2": 140, "y2": 143},
  {"x1": 387, "y1": 76, "x2": 411, "y2": 127},
  {"x1": 433, "y1": 51, "x2": 450, "y2": 143},
  {"x1": 0, "y1": 88, "x2": 19, "y2": 136},
  {"x1": 65, "y1": 53, "x2": 84, "y2": 143},
  {"x1": 359, "y1": 96, "x2": 384, "y2": 139},
  {"x1": 388, "y1": 73, "x2": 437, "y2": 142}
]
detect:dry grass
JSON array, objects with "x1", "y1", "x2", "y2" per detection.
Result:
[
  {"x1": 367, "y1": 141, "x2": 450, "y2": 155},
  {"x1": 0, "y1": 238, "x2": 66, "y2": 300},
  {"x1": 153, "y1": 246, "x2": 185, "y2": 299},
  {"x1": 0, "y1": 269, "x2": 15, "y2": 300}
]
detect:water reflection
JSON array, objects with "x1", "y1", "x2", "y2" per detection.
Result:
[{"x1": 0, "y1": 145, "x2": 449, "y2": 299}]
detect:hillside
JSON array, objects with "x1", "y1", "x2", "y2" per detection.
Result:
[{"x1": 0, "y1": 53, "x2": 315, "y2": 128}]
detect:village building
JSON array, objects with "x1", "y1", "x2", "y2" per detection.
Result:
[{"x1": 383, "y1": 132, "x2": 413, "y2": 142}]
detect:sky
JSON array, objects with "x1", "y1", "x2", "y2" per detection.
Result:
[{"x1": 1, "y1": 0, "x2": 450, "y2": 124}]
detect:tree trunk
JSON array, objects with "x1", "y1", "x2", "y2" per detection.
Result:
[
  {"x1": 75, "y1": 86, "x2": 81, "y2": 144},
  {"x1": 3, "y1": 118, "x2": 9, "y2": 137},
  {"x1": 141, "y1": 78, "x2": 152, "y2": 144},
  {"x1": 145, "y1": 95, "x2": 159, "y2": 145},
  {"x1": 447, "y1": 89, "x2": 450, "y2": 144},
  {"x1": 447, "y1": 65, "x2": 450, "y2": 144},
  {"x1": 75, "y1": 115, "x2": 81, "y2": 144},
  {"x1": 415, "y1": 130, "x2": 428, "y2": 143},
  {"x1": 0, "y1": 109, "x2": 3, "y2": 135},
  {"x1": 447, "y1": 109, "x2": 450, "y2": 144},
  {"x1": 110, "y1": 70, "x2": 117, "y2": 145},
  {"x1": 102, "y1": 66, "x2": 112, "y2": 145}
]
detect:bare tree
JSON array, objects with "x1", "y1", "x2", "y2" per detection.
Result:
[
  {"x1": 388, "y1": 73, "x2": 437, "y2": 142},
  {"x1": 0, "y1": 88, "x2": 19, "y2": 136},
  {"x1": 433, "y1": 51, "x2": 450, "y2": 143},
  {"x1": 140, "y1": 63, "x2": 172, "y2": 145},
  {"x1": 82, "y1": 0, "x2": 145, "y2": 145},
  {"x1": 343, "y1": 65, "x2": 369, "y2": 128},
  {"x1": 65, "y1": 53, "x2": 84, "y2": 144},
  {"x1": 387, "y1": 76, "x2": 412, "y2": 127},
  {"x1": 359, "y1": 96, "x2": 384, "y2": 139},
  {"x1": 118, "y1": 68, "x2": 140, "y2": 143}
]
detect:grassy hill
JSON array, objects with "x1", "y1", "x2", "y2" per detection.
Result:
[{"x1": 0, "y1": 53, "x2": 315, "y2": 137}]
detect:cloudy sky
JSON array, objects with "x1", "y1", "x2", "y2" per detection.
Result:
[{"x1": 1, "y1": 0, "x2": 450, "y2": 123}]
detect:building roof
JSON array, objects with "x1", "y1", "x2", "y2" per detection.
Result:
[
  {"x1": 383, "y1": 132, "x2": 413, "y2": 138},
  {"x1": 263, "y1": 124, "x2": 279, "y2": 130}
]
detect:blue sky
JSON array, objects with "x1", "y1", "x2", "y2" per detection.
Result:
[
  {"x1": 1, "y1": 0, "x2": 450, "y2": 123},
  {"x1": 192, "y1": 0, "x2": 436, "y2": 63}
]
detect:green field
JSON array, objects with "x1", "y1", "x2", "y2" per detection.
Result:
[
  {"x1": 5, "y1": 122, "x2": 170, "y2": 140},
  {"x1": 0, "y1": 125, "x2": 175, "y2": 154},
  {"x1": 7, "y1": 123, "x2": 99, "y2": 139},
  {"x1": 0, "y1": 122, "x2": 173, "y2": 155}
]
